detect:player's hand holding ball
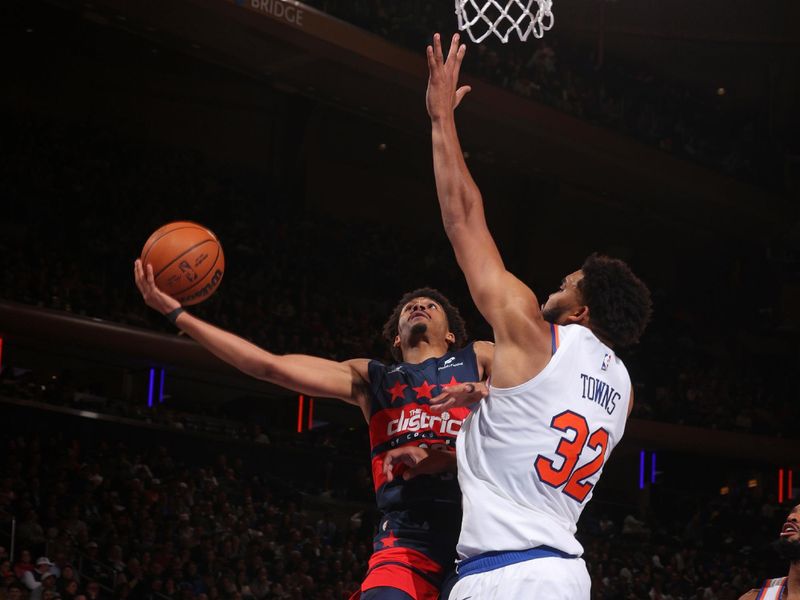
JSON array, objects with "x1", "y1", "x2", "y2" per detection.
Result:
[
  {"x1": 134, "y1": 259, "x2": 182, "y2": 315},
  {"x1": 134, "y1": 221, "x2": 225, "y2": 315}
]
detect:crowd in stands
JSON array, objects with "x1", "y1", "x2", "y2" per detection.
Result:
[
  {"x1": 1, "y1": 8, "x2": 796, "y2": 600},
  {"x1": 1, "y1": 118, "x2": 795, "y2": 440},
  {"x1": 0, "y1": 430, "x2": 375, "y2": 600},
  {"x1": 305, "y1": 0, "x2": 777, "y2": 187},
  {"x1": 0, "y1": 423, "x2": 790, "y2": 600}
]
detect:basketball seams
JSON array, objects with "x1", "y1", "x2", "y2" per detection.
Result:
[
  {"x1": 153, "y1": 238, "x2": 216, "y2": 282},
  {"x1": 142, "y1": 224, "x2": 209, "y2": 267},
  {"x1": 141, "y1": 221, "x2": 217, "y2": 266}
]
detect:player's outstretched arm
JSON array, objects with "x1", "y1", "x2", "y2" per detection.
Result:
[
  {"x1": 134, "y1": 260, "x2": 370, "y2": 413},
  {"x1": 427, "y1": 34, "x2": 547, "y2": 354}
]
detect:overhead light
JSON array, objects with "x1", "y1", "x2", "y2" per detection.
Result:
[
  {"x1": 716, "y1": 87, "x2": 726, "y2": 96},
  {"x1": 378, "y1": 143, "x2": 387, "y2": 151}
]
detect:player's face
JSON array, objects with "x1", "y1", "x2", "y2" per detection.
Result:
[
  {"x1": 541, "y1": 270, "x2": 586, "y2": 324},
  {"x1": 780, "y1": 504, "x2": 800, "y2": 543},
  {"x1": 395, "y1": 297, "x2": 454, "y2": 347}
]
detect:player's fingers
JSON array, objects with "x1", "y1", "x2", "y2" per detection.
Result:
[
  {"x1": 454, "y1": 86, "x2": 472, "y2": 108},
  {"x1": 426, "y1": 45, "x2": 436, "y2": 73},
  {"x1": 134, "y1": 261, "x2": 146, "y2": 294},
  {"x1": 430, "y1": 390, "x2": 452, "y2": 405},
  {"x1": 384, "y1": 451, "x2": 413, "y2": 470},
  {"x1": 383, "y1": 453, "x2": 405, "y2": 479},
  {"x1": 433, "y1": 33, "x2": 444, "y2": 64},
  {"x1": 402, "y1": 468, "x2": 419, "y2": 481},
  {"x1": 382, "y1": 458, "x2": 395, "y2": 482},
  {"x1": 146, "y1": 263, "x2": 156, "y2": 286},
  {"x1": 402, "y1": 460, "x2": 428, "y2": 480},
  {"x1": 452, "y1": 43, "x2": 467, "y2": 80},
  {"x1": 429, "y1": 398, "x2": 456, "y2": 414},
  {"x1": 446, "y1": 33, "x2": 460, "y2": 67}
]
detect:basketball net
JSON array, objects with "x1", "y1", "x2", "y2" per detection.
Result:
[{"x1": 455, "y1": 0, "x2": 554, "y2": 43}]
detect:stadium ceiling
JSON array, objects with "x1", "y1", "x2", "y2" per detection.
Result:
[{"x1": 27, "y1": 0, "x2": 795, "y2": 232}]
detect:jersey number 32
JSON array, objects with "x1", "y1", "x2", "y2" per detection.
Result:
[{"x1": 534, "y1": 410, "x2": 609, "y2": 503}]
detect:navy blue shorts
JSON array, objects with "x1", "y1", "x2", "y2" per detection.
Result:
[{"x1": 360, "y1": 588, "x2": 415, "y2": 600}]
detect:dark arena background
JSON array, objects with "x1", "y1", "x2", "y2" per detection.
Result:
[{"x1": 1, "y1": 0, "x2": 800, "y2": 598}]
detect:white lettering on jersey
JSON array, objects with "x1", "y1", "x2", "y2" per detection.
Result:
[{"x1": 387, "y1": 409, "x2": 463, "y2": 436}]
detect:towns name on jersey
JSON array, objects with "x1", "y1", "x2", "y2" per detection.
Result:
[
  {"x1": 580, "y1": 373, "x2": 620, "y2": 415},
  {"x1": 387, "y1": 408, "x2": 463, "y2": 436}
]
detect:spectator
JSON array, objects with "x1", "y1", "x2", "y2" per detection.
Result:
[
  {"x1": 22, "y1": 558, "x2": 55, "y2": 592},
  {"x1": 12, "y1": 551, "x2": 33, "y2": 581},
  {"x1": 30, "y1": 571, "x2": 57, "y2": 600}
]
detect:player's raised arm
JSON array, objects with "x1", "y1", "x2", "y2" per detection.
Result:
[
  {"x1": 427, "y1": 33, "x2": 548, "y2": 349},
  {"x1": 134, "y1": 260, "x2": 370, "y2": 416}
]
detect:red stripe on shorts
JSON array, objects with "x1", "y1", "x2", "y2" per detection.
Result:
[{"x1": 360, "y1": 547, "x2": 444, "y2": 600}]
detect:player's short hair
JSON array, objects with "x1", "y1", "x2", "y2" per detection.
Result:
[
  {"x1": 382, "y1": 287, "x2": 468, "y2": 362},
  {"x1": 578, "y1": 254, "x2": 652, "y2": 348}
]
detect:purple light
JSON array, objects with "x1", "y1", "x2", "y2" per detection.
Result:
[
  {"x1": 159, "y1": 369, "x2": 165, "y2": 403},
  {"x1": 651, "y1": 452, "x2": 657, "y2": 484},
  {"x1": 147, "y1": 368, "x2": 155, "y2": 407},
  {"x1": 639, "y1": 450, "x2": 645, "y2": 489}
]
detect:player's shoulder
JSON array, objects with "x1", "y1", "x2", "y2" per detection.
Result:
[
  {"x1": 737, "y1": 589, "x2": 759, "y2": 600},
  {"x1": 472, "y1": 340, "x2": 494, "y2": 355},
  {"x1": 346, "y1": 357, "x2": 373, "y2": 371}
]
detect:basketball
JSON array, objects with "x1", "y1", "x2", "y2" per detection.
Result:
[{"x1": 140, "y1": 221, "x2": 225, "y2": 306}]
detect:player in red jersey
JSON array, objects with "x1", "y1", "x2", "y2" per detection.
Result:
[{"x1": 135, "y1": 260, "x2": 492, "y2": 600}]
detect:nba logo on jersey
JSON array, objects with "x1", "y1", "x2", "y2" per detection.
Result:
[{"x1": 601, "y1": 353, "x2": 612, "y2": 371}]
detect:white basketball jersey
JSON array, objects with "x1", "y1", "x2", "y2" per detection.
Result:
[
  {"x1": 756, "y1": 578, "x2": 787, "y2": 600},
  {"x1": 456, "y1": 324, "x2": 631, "y2": 559}
]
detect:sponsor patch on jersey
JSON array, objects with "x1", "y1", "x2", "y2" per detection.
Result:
[{"x1": 438, "y1": 359, "x2": 464, "y2": 371}]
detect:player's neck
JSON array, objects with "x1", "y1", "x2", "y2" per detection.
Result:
[
  {"x1": 400, "y1": 340, "x2": 450, "y2": 364},
  {"x1": 788, "y1": 561, "x2": 800, "y2": 599}
]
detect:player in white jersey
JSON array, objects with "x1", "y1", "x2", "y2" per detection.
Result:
[
  {"x1": 738, "y1": 503, "x2": 800, "y2": 600},
  {"x1": 383, "y1": 33, "x2": 653, "y2": 599}
]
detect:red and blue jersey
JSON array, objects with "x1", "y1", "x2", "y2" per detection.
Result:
[{"x1": 365, "y1": 343, "x2": 479, "y2": 572}]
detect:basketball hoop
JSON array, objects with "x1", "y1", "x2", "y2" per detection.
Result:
[{"x1": 455, "y1": 0, "x2": 554, "y2": 44}]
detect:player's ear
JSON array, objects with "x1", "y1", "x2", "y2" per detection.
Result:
[
  {"x1": 445, "y1": 331, "x2": 456, "y2": 345},
  {"x1": 393, "y1": 334, "x2": 401, "y2": 348},
  {"x1": 565, "y1": 305, "x2": 589, "y2": 325}
]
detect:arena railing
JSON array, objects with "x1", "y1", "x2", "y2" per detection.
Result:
[{"x1": 1, "y1": 300, "x2": 797, "y2": 466}]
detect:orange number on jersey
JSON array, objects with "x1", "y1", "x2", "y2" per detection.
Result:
[
  {"x1": 534, "y1": 410, "x2": 610, "y2": 503},
  {"x1": 534, "y1": 411, "x2": 589, "y2": 487},
  {"x1": 563, "y1": 428, "x2": 609, "y2": 502}
]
